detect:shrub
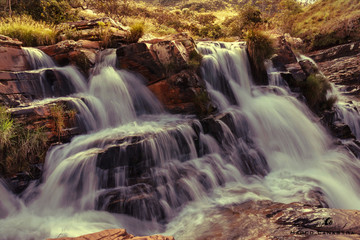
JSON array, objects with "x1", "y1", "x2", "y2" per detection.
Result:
[
  {"x1": 0, "y1": 15, "x2": 57, "y2": 46},
  {"x1": 188, "y1": 49, "x2": 203, "y2": 70},
  {"x1": 13, "y1": 0, "x2": 77, "y2": 24},
  {"x1": 126, "y1": 22, "x2": 144, "y2": 43},
  {"x1": 0, "y1": 105, "x2": 48, "y2": 176},
  {"x1": 246, "y1": 30, "x2": 274, "y2": 73},
  {"x1": 50, "y1": 103, "x2": 65, "y2": 142},
  {"x1": 300, "y1": 73, "x2": 335, "y2": 111},
  {"x1": 240, "y1": 4, "x2": 262, "y2": 30},
  {"x1": 199, "y1": 24, "x2": 224, "y2": 39}
]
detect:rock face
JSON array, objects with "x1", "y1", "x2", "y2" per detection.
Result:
[
  {"x1": 47, "y1": 229, "x2": 174, "y2": 240},
  {"x1": 0, "y1": 35, "x2": 30, "y2": 72},
  {"x1": 178, "y1": 200, "x2": 360, "y2": 240},
  {"x1": 40, "y1": 40, "x2": 101, "y2": 75},
  {"x1": 117, "y1": 33, "x2": 211, "y2": 115},
  {"x1": 308, "y1": 41, "x2": 360, "y2": 90}
]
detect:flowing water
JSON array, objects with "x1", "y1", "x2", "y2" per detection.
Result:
[{"x1": 1, "y1": 44, "x2": 360, "y2": 239}]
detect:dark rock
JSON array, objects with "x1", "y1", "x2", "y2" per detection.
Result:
[
  {"x1": 0, "y1": 69, "x2": 77, "y2": 105},
  {"x1": 309, "y1": 41, "x2": 360, "y2": 63}
]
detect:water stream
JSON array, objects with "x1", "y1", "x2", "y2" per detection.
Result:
[{"x1": 1, "y1": 43, "x2": 360, "y2": 239}]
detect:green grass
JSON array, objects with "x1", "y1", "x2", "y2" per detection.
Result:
[
  {"x1": 0, "y1": 15, "x2": 57, "y2": 46},
  {"x1": 292, "y1": 0, "x2": 360, "y2": 49}
]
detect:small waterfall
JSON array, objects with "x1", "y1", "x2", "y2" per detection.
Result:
[{"x1": 22, "y1": 47, "x2": 56, "y2": 69}]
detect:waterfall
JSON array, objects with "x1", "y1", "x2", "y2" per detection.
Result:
[{"x1": 1, "y1": 43, "x2": 360, "y2": 240}]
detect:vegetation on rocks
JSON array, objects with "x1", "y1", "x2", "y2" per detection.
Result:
[
  {"x1": 0, "y1": 15, "x2": 57, "y2": 46},
  {"x1": 0, "y1": 106, "x2": 48, "y2": 176}
]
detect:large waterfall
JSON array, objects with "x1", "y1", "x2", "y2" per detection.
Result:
[{"x1": 1, "y1": 43, "x2": 360, "y2": 240}]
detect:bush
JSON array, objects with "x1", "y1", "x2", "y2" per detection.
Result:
[
  {"x1": 126, "y1": 22, "x2": 144, "y2": 43},
  {"x1": 240, "y1": 4, "x2": 262, "y2": 30},
  {"x1": 0, "y1": 105, "x2": 47, "y2": 176},
  {"x1": 12, "y1": 0, "x2": 77, "y2": 24},
  {"x1": 0, "y1": 15, "x2": 57, "y2": 46},
  {"x1": 199, "y1": 24, "x2": 224, "y2": 39},
  {"x1": 246, "y1": 30, "x2": 274, "y2": 73},
  {"x1": 300, "y1": 73, "x2": 335, "y2": 111}
]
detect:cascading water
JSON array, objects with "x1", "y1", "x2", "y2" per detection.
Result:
[{"x1": 1, "y1": 43, "x2": 360, "y2": 240}]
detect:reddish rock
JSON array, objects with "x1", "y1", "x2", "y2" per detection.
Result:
[
  {"x1": 9, "y1": 99, "x2": 82, "y2": 143},
  {"x1": 148, "y1": 70, "x2": 206, "y2": 114},
  {"x1": 40, "y1": 40, "x2": 101, "y2": 75},
  {"x1": 0, "y1": 35, "x2": 30, "y2": 72},
  {"x1": 117, "y1": 33, "x2": 211, "y2": 115},
  {"x1": 47, "y1": 229, "x2": 174, "y2": 240}
]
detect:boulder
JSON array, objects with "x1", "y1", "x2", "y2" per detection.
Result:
[
  {"x1": 0, "y1": 35, "x2": 30, "y2": 72},
  {"x1": 59, "y1": 17, "x2": 129, "y2": 47},
  {"x1": 47, "y1": 229, "x2": 174, "y2": 240},
  {"x1": 39, "y1": 40, "x2": 101, "y2": 75},
  {"x1": 117, "y1": 33, "x2": 212, "y2": 115}
]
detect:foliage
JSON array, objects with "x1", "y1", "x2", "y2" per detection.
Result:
[
  {"x1": 240, "y1": 4, "x2": 262, "y2": 30},
  {"x1": 292, "y1": 0, "x2": 360, "y2": 50},
  {"x1": 199, "y1": 24, "x2": 224, "y2": 39},
  {"x1": 50, "y1": 103, "x2": 65, "y2": 142},
  {"x1": 188, "y1": 49, "x2": 203, "y2": 70},
  {"x1": 246, "y1": 30, "x2": 274, "y2": 73},
  {"x1": 0, "y1": 15, "x2": 57, "y2": 46},
  {"x1": 0, "y1": 106, "x2": 48, "y2": 176},
  {"x1": 193, "y1": 90, "x2": 214, "y2": 118},
  {"x1": 126, "y1": 22, "x2": 144, "y2": 43},
  {"x1": 300, "y1": 74, "x2": 335, "y2": 111},
  {"x1": 11, "y1": 0, "x2": 77, "y2": 24}
]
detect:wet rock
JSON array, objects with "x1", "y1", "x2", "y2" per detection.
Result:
[
  {"x1": 0, "y1": 69, "x2": 77, "y2": 106},
  {"x1": 117, "y1": 33, "x2": 211, "y2": 115},
  {"x1": 47, "y1": 228, "x2": 174, "y2": 240},
  {"x1": 180, "y1": 200, "x2": 360, "y2": 240},
  {"x1": 299, "y1": 59, "x2": 319, "y2": 77},
  {"x1": 0, "y1": 36, "x2": 30, "y2": 72},
  {"x1": 39, "y1": 40, "x2": 101, "y2": 75}
]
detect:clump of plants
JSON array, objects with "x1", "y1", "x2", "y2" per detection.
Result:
[
  {"x1": 188, "y1": 49, "x2": 203, "y2": 70},
  {"x1": 125, "y1": 22, "x2": 144, "y2": 43},
  {"x1": 246, "y1": 30, "x2": 275, "y2": 77},
  {"x1": 300, "y1": 73, "x2": 336, "y2": 112},
  {"x1": 0, "y1": 106, "x2": 48, "y2": 176},
  {"x1": 0, "y1": 15, "x2": 57, "y2": 46}
]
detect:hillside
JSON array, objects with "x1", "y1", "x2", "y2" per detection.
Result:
[{"x1": 292, "y1": 0, "x2": 360, "y2": 49}]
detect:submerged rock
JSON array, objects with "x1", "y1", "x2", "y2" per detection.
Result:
[{"x1": 47, "y1": 228, "x2": 174, "y2": 240}]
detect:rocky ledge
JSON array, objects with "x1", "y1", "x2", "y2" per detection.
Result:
[
  {"x1": 47, "y1": 229, "x2": 174, "y2": 240},
  {"x1": 179, "y1": 200, "x2": 360, "y2": 240}
]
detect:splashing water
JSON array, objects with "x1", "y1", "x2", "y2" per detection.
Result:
[{"x1": 1, "y1": 44, "x2": 360, "y2": 240}]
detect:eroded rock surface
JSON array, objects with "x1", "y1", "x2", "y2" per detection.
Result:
[{"x1": 47, "y1": 229, "x2": 174, "y2": 240}]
